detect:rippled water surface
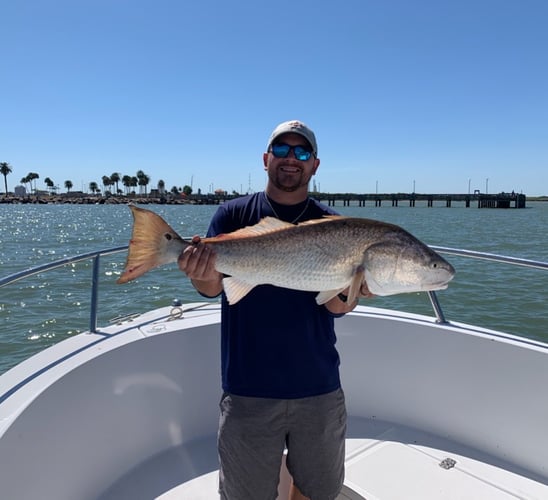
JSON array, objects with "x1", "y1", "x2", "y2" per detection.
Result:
[{"x1": 1, "y1": 201, "x2": 547, "y2": 374}]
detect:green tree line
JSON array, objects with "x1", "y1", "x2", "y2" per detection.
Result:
[{"x1": 0, "y1": 162, "x2": 194, "y2": 197}]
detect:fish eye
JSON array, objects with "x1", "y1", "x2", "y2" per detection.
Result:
[{"x1": 164, "y1": 233, "x2": 173, "y2": 241}]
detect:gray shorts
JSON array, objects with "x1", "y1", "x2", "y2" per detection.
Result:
[{"x1": 218, "y1": 388, "x2": 346, "y2": 500}]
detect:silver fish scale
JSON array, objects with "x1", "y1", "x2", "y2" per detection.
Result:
[{"x1": 208, "y1": 218, "x2": 402, "y2": 291}]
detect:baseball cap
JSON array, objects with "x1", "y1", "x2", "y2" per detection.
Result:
[{"x1": 267, "y1": 120, "x2": 318, "y2": 156}]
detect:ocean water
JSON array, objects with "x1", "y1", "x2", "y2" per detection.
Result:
[{"x1": 1, "y1": 200, "x2": 547, "y2": 375}]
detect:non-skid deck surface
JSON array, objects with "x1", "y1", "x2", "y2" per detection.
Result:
[{"x1": 102, "y1": 417, "x2": 548, "y2": 499}]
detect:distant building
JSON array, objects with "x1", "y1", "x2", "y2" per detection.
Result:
[
  {"x1": 14, "y1": 185, "x2": 26, "y2": 196},
  {"x1": 63, "y1": 191, "x2": 87, "y2": 198}
]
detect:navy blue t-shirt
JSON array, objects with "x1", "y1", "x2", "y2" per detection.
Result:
[{"x1": 206, "y1": 192, "x2": 342, "y2": 399}]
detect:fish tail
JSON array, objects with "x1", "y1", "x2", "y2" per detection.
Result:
[{"x1": 117, "y1": 205, "x2": 188, "y2": 284}]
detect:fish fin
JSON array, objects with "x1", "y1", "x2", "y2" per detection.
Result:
[
  {"x1": 347, "y1": 266, "x2": 365, "y2": 303},
  {"x1": 297, "y1": 215, "x2": 347, "y2": 226},
  {"x1": 203, "y1": 217, "x2": 293, "y2": 243},
  {"x1": 315, "y1": 289, "x2": 343, "y2": 305},
  {"x1": 203, "y1": 216, "x2": 350, "y2": 244},
  {"x1": 117, "y1": 205, "x2": 188, "y2": 284},
  {"x1": 222, "y1": 277, "x2": 257, "y2": 304},
  {"x1": 315, "y1": 266, "x2": 366, "y2": 305}
]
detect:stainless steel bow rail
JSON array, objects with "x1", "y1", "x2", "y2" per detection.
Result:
[
  {"x1": 429, "y1": 246, "x2": 548, "y2": 323},
  {"x1": 1, "y1": 246, "x2": 547, "y2": 331},
  {"x1": 430, "y1": 246, "x2": 548, "y2": 271},
  {"x1": 0, "y1": 246, "x2": 128, "y2": 333}
]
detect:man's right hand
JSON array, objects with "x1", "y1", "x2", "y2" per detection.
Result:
[{"x1": 178, "y1": 236, "x2": 223, "y2": 297}]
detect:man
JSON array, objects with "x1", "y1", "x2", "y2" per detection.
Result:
[{"x1": 178, "y1": 120, "x2": 369, "y2": 499}]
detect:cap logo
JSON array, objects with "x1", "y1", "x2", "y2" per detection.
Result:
[{"x1": 288, "y1": 121, "x2": 304, "y2": 130}]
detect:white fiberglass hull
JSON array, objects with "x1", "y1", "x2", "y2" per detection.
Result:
[{"x1": 0, "y1": 303, "x2": 547, "y2": 499}]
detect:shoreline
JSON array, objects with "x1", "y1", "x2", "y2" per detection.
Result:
[
  {"x1": 0, "y1": 195, "x2": 192, "y2": 205},
  {"x1": 1, "y1": 194, "x2": 547, "y2": 205}
]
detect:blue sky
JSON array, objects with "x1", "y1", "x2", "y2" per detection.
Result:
[{"x1": 2, "y1": 0, "x2": 547, "y2": 196}]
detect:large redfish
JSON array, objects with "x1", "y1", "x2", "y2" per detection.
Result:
[{"x1": 117, "y1": 205, "x2": 455, "y2": 305}]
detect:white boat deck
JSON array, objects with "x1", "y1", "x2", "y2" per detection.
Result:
[
  {"x1": 341, "y1": 419, "x2": 547, "y2": 500},
  {"x1": 2, "y1": 303, "x2": 548, "y2": 499},
  {"x1": 100, "y1": 416, "x2": 547, "y2": 500}
]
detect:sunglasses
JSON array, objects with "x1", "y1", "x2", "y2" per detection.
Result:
[{"x1": 270, "y1": 143, "x2": 313, "y2": 161}]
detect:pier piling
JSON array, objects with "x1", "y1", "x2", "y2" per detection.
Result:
[{"x1": 318, "y1": 193, "x2": 525, "y2": 209}]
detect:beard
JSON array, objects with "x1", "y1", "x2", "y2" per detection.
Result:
[{"x1": 268, "y1": 165, "x2": 312, "y2": 192}]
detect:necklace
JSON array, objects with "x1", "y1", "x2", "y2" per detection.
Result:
[{"x1": 263, "y1": 192, "x2": 311, "y2": 224}]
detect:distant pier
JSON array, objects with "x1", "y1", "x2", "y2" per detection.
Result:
[
  {"x1": 320, "y1": 192, "x2": 526, "y2": 209},
  {"x1": 0, "y1": 191, "x2": 527, "y2": 208},
  {"x1": 183, "y1": 191, "x2": 527, "y2": 208}
]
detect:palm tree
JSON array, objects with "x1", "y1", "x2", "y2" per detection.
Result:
[
  {"x1": 122, "y1": 175, "x2": 132, "y2": 195},
  {"x1": 20, "y1": 175, "x2": 31, "y2": 194},
  {"x1": 89, "y1": 181, "x2": 99, "y2": 195},
  {"x1": 139, "y1": 174, "x2": 150, "y2": 196},
  {"x1": 130, "y1": 176, "x2": 138, "y2": 193},
  {"x1": 64, "y1": 180, "x2": 73, "y2": 193},
  {"x1": 25, "y1": 172, "x2": 39, "y2": 194},
  {"x1": 136, "y1": 170, "x2": 145, "y2": 194},
  {"x1": 0, "y1": 162, "x2": 12, "y2": 196},
  {"x1": 102, "y1": 175, "x2": 112, "y2": 195},
  {"x1": 44, "y1": 177, "x2": 55, "y2": 194},
  {"x1": 110, "y1": 172, "x2": 121, "y2": 195},
  {"x1": 136, "y1": 170, "x2": 151, "y2": 196},
  {"x1": 157, "y1": 179, "x2": 165, "y2": 194}
]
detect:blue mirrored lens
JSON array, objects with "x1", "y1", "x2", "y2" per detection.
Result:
[
  {"x1": 271, "y1": 144, "x2": 291, "y2": 158},
  {"x1": 271, "y1": 144, "x2": 312, "y2": 160},
  {"x1": 293, "y1": 146, "x2": 312, "y2": 161}
]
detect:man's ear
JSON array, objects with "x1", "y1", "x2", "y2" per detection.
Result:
[{"x1": 312, "y1": 158, "x2": 320, "y2": 175}]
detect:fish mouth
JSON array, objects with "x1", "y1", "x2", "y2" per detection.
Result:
[
  {"x1": 424, "y1": 274, "x2": 454, "y2": 291},
  {"x1": 431, "y1": 282, "x2": 449, "y2": 291},
  {"x1": 415, "y1": 281, "x2": 449, "y2": 293}
]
